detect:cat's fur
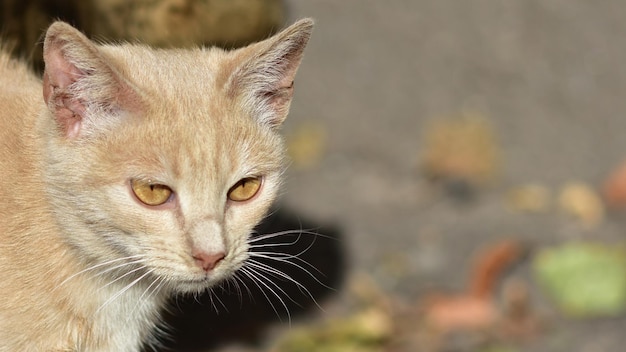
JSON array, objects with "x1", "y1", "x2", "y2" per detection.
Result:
[{"x1": 0, "y1": 18, "x2": 312, "y2": 351}]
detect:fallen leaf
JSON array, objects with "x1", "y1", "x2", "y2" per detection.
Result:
[
  {"x1": 423, "y1": 295, "x2": 498, "y2": 331},
  {"x1": 506, "y1": 184, "x2": 551, "y2": 213},
  {"x1": 533, "y1": 242, "x2": 626, "y2": 317},
  {"x1": 469, "y1": 240, "x2": 525, "y2": 299},
  {"x1": 558, "y1": 182, "x2": 604, "y2": 227},
  {"x1": 419, "y1": 112, "x2": 500, "y2": 186},
  {"x1": 420, "y1": 240, "x2": 524, "y2": 332},
  {"x1": 602, "y1": 161, "x2": 626, "y2": 208}
]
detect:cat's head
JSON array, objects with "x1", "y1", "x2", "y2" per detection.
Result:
[{"x1": 40, "y1": 19, "x2": 313, "y2": 293}]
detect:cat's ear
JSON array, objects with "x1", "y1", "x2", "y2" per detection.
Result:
[
  {"x1": 225, "y1": 18, "x2": 314, "y2": 128},
  {"x1": 42, "y1": 22, "x2": 141, "y2": 139}
]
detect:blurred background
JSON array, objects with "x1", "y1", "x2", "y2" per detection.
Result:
[{"x1": 4, "y1": 0, "x2": 626, "y2": 351}]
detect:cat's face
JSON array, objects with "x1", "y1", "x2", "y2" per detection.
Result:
[
  {"x1": 78, "y1": 98, "x2": 285, "y2": 293},
  {"x1": 40, "y1": 20, "x2": 312, "y2": 294}
]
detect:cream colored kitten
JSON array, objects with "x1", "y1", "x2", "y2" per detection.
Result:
[{"x1": 0, "y1": 18, "x2": 312, "y2": 351}]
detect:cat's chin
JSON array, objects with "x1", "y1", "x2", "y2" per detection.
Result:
[
  {"x1": 166, "y1": 269, "x2": 235, "y2": 294},
  {"x1": 172, "y1": 277, "x2": 224, "y2": 294}
]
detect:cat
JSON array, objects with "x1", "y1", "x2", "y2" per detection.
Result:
[{"x1": 0, "y1": 17, "x2": 312, "y2": 351}]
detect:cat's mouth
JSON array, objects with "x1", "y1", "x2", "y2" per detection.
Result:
[{"x1": 152, "y1": 253, "x2": 246, "y2": 293}]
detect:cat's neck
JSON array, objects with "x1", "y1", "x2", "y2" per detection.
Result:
[{"x1": 83, "y1": 280, "x2": 167, "y2": 350}]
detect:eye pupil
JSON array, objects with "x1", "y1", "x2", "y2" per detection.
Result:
[
  {"x1": 228, "y1": 177, "x2": 262, "y2": 202},
  {"x1": 131, "y1": 179, "x2": 173, "y2": 206}
]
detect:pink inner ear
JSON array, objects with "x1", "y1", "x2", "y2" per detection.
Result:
[{"x1": 43, "y1": 43, "x2": 87, "y2": 138}]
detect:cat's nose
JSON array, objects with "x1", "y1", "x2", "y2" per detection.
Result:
[{"x1": 192, "y1": 251, "x2": 225, "y2": 271}]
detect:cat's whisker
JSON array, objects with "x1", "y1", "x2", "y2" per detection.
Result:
[
  {"x1": 241, "y1": 268, "x2": 290, "y2": 322},
  {"x1": 150, "y1": 277, "x2": 168, "y2": 302},
  {"x1": 248, "y1": 252, "x2": 331, "y2": 292},
  {"x1": 239, "y1": 266, "x2": 291, "y2": 323},
  {"x1": 250, "y1": 228, "x2": 331, "y2": 285},
  {"x1": 249, "y1": 234, "x2": 318, "y2": 263},
  {"x1": 91, "y1": 258, "x2": 150, "y2": 283},
  {"x1": 218, "y1": 279, "x2": 237, "y2": 300},
  {"x1": 191, "y1": 290, "x2": 201, "y2": 305},
  {"x1": 261, "y1": 206, "x2": 282, "y2": 221},
  {"x1": 98, "y1": 264, "x2": 150, "y2": 291},
  {"x1": 237, "y1": 226, "x2": 338, "y2": 319},
  {"x1": 137, "y1": 274, "x2": 165, "y2": 305},
  {"x1": 247, "y1": 231, "x2": 312, "y2": 257},
  {"x1": 140, "y1": 276, "x2": 170, "y2": 318},
  {"x1": 231, "y1": 272, "x2": 253, "y2": 306},
  {"x1": 245, "y1": 259, "x2": 323, "y2": 311},
  {"x1": 205, "y1": 289, "x2": 218, "y2": 313},
  {"x1": 248, "y1": 242, "x2": 300, "y2": 249},
  {"x1": 225, "y1": 278, "x2": 243, "y2": 306},
  {"x1": 251, "y1": 230, "x2": 322, "y2": 266},
  {"x1": 214, "y1": 286, "x2": 229, "y2": 313},
  {"x1": 247, "y1": 229, "x2": 329, "y2": 244},
  {"x1": 208, "y1": 287, "x2": 230, "y2": 314},
  {"x1": 127, "y1": 275, "x2": 161, "y2": 318},
  {"x1": 249, "y1": 251, "x2": 311, "y2": 262},
  {"x1": 245, "y1": 261, "x2": 302, "y2": 306},
  {"x1": 53, "y1": 254, "x2": 147, "y2": 291},
  {"x1": 233, "y1": 274, "x2": 251, "y2": 304},
  {"x1": 97, "y1": 268, "x2": 155, "y2": 313}
]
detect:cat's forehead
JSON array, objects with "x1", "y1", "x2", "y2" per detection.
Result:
[
  {"x1": 98, "y1": 45, "x2": 285, "y2": 180},
  {"x1": 102, "y1": 45, "x2": 231, "y2": 103},
  {"x1": 103, "y1": 45, "x2": 252, "y2": 131},
  {"x1": 110, "y1": 97, "x2": 282, "y2": 181},
  {"x1": 125, "y1": 101, "x2": 275, "y2": 177}
]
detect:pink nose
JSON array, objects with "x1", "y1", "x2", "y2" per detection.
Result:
[{"x1": 192, "y1": 252, "x2": 225, "y2": 271}]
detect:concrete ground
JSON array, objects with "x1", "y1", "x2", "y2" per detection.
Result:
[{"x1": 275, "y1": 1, "x2": 626, "y2": 351}]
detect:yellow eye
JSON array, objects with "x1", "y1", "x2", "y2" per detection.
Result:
[
  {"x1": 131, "y1": 179, "x2": 173, "y2": 206},
  {"x1": 228, "y1": 177, "x2": 262, "y2": 202}
]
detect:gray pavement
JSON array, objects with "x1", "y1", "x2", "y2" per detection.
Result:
[{"x1": 278, "y1": 1, "x2": 626, "y2": 351}]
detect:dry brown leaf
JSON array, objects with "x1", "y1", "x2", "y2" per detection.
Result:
[
  {"x1": 558, "y1": 182, "x2": 604, "y2": 227},
  {"x1": 420, "y1": 240, "x2": 524, "y2": 332},
  {"x1": 423, "y1": 295, "x2": 498, "y2": 331},
  {"x1": 419, "y1": 112, "x2": 500, "y2": 186},
  {"x1": 602, "y1": 161, "x2": 626, "y2": 208},
  {"x1": 469, "y1": 240, "x2": 525, "y2": 299},
  {"x1": 506, "y1": 184, "x2": 552, "y2": 213}
]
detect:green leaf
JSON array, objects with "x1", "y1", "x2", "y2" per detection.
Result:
[{"x1": 533, "y1": 242, "x2": 626, "y2": 317}]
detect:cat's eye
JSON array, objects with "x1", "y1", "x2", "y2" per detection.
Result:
[
  {"x1": 131, "y1": 179, "x2": 173, "y2": 206},
  {"x1": 227, "y1": 177, "x2": 262, "y2": 202}
]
